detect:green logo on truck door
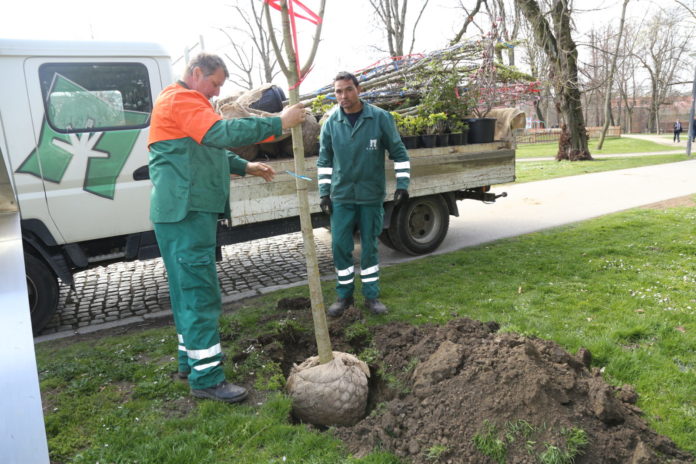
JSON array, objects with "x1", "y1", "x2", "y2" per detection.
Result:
[{"x1": 16, "y1": 73, "x2": 149, "y2": 200}]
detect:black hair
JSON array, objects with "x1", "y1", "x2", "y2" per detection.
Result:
[{"x1": 333, "y1": 71, "x2": 359, "y2": 87}]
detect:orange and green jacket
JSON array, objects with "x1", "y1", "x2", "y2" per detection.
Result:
[{"x1": 148, "y1": 81, "x2": 282, "y2": 223}]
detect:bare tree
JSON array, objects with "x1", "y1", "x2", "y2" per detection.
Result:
[
  {"x1": 616, "y1": 28, "x2": 643, "y2": 134},
  {"x1": 264, "y1": 0, "x2": 330, "y2": 362},
  {"x1": 515, "y1": 0, "x2": 591, "y2": 160},
  {"x1": 369, "y1": 0, "x2": 431, "y2": 57},
  {"x1": 219, "y1": 0, "x2": 281, "y2": 89},
  {"x1": 520, "y1": 12, "x2": 553, "y2": 127},
  {"x1": 450, "y1": 0, "x2": 488, "y2": 45},
  {"x1": 489, "y1": 0, "x2": 522, "y2": 66},
  {"x1": 634, "y1": 8, "x2": 692, "y2": 133},
  {"x1": 596, "y1": 0, "x2": 629, "y2": 149}
]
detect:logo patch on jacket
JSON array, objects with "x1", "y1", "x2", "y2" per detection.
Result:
[{"x1": 368, "y1": 139, "x2": 378, "y2": 150}]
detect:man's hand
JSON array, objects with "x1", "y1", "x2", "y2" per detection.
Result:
[
  {"x1": 245, "y1": 162, "x2": 275, "y2": 182},
  {"x1": 320, "y1": 196, "x2": 333, "y2": 215},
  {"x1": 393, "y1": 189, "x2": 409, "y2": 207},
  {"x1": 280, "y1": 103, "x2": 306, "y2": 130}
]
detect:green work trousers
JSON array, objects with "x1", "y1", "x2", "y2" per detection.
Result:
[
  {"x1": 331, "y1": 202, "x2": 383, "y2": 300},
  {"x1": 154, "y1": 211, "x2": 225, "y2": 389}
]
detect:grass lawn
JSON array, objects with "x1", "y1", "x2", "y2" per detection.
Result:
[
  {"x1": 36, "y1": 197, "x2": 696, "y2": 463},
  {"x1": 516, "y1": 137, "x2": 679, "y2": 159},
  {"x1": 514, "y1": 154, "x2": 692, "y2": 183}
]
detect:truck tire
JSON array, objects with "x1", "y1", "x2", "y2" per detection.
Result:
[
  {"x1": 378, "y1": 229, "x2": 399, "y2": 251},
  {"x1": 387, "y1": 194, "x2": 450, "y2": 255},
  {"x1": 25, "y1": 252, "x2": 59, "y2": 335}
]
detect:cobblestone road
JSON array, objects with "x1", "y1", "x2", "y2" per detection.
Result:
[{"x1": 38, "y1": 231, "x2": 336, "y2": 338}]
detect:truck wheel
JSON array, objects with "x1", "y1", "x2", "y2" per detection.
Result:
[
  {"x1": 25, "y1": 252, "x2": 59, "y2": 335},
  {"x1": 378, "y1": 229, "x2": 399, "y2": 251},
  {"x1": 387, "y1": 194, "x2": 450, "y2": 255}
]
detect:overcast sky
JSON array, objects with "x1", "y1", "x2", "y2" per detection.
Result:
[{"x1": 1, "y1": 0, "x2": 665, "y2": 95}]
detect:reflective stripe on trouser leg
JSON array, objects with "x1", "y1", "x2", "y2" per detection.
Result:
[
  {"x1": 358, "y1": 203, "x2": 383, "y2": 299},
  {"x1": 331, "y1": 202, "x2": 358, "y2": 299},
  {"x1": 154, "y1": 211, "x2": 225, "y2": 389}
]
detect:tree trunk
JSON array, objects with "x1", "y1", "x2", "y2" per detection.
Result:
[
  {"x1": 515, "y1": 0, "x2": 591, "y2": 160},
  {"x1": 597, "y1": 0, "x2": 629, "y2": 149},
  {"x1": 270, "y1": 0, "x2": 332, "y2": 364}
]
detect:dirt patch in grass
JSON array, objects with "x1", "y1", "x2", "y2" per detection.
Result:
[
  {"x1": 251, "y1": 308, "x2": 693, "y2": 463},
  {"x1": 640, "y1": 195, "x2": 696, "y2": 210}
]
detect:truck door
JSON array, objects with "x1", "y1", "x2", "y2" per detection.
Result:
[{"x1": 20, "y1": 57, "x2": 162, "y2": 244}]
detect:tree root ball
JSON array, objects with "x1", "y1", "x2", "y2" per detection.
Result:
[{"x1": 286, "y1": 351, "x2": 370, "y2": 426}]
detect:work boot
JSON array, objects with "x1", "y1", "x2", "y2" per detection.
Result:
[
  {"x1": 191, "y1": 380, "x2": 248, "y2": 403},
  {"x1": 327, "y1": 296, "x2": 354, "y2": 317},
  {"x1": 365, "y1": 298, "x2": 388, "y2": 315}
]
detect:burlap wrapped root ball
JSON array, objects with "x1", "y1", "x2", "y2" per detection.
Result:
[
  {"x1": 286, "y1": 351, "x2": 370, "y2": 426},
  {"x1": 217, "y1": 86, "x2": 320, "y2": 159}
]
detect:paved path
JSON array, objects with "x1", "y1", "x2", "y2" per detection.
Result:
[
  {"x1": 35, "y1": 158, "x2": 696, "y2": 342},
  {"x1": 622, "y1": 133, "x2": 692, "y2": 148}
]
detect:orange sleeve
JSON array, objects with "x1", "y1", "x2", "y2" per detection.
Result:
[{"x1": 148, "y1": 85, "x2": 222, "y2": 146}]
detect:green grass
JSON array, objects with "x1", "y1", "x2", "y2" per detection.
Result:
[
  {"x1": 514, "y1": 155, "x2": 692, "y2": 183},
  {"x1": 516, "y1": 137, "x2": 678, "y2": 159},
  {"x1": 472, "y1": 420, "x2": 588, "y2": 464},
  {"x1": 36, "y1": 197, "x2": 696, "y2": 463}
]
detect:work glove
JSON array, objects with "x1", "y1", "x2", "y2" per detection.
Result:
[
  {"x1": 393, "y1": 189, "x2": 409, "y2": 207},
  {"x1": 320, "y1": 196, "x2": 333, "y2": 215}
]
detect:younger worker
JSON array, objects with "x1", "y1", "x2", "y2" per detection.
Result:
[
  {"x1": 317, "y1": 71, "x2": 410, "y2": 317},
  {"x1": 148, "y1": 53, "x2": 305, "y2": 403}
]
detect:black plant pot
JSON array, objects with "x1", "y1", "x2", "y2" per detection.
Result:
[
  {"x1": 448, "y1": 132, "x2": 463, "y2": 145},
  {"x1": 436, "y1": 134, "x2": 450, "y2": 147},
  {"x1": 401, "y1": 135, "x2": 419, "y2": 149},
  {"x1": 420, "y1": 134, "x2": 437, "y2": 148},
  {"x1": 466, "y1": 118, "x2": 496, "y2": 144}
]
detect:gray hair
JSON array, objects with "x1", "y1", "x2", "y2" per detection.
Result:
[{"x1": 185, "y1": 53, "x2": 229, "y2": 79}]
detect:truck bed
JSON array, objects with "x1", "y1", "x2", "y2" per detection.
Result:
[{"x1": 228, "y1": 141, "x2": 515, "y2": 226}]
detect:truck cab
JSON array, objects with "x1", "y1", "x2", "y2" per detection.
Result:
[{"x1": 0, "y1": 39, "x2": 172, "y2": 333}]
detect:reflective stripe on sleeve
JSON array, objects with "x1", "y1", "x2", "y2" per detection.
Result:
[
  {"x1": 318, "y1": 167, "x2": 333, "y2": 175},
  {"x1": 396, "y1": 172, "x2": 410, "y2": 178},
  {"x1": 394, "y1": 161, "x2": 410, "y2": 170},
  {"x1": 319, "y1": 179, "x2": 332, "y2": 184}
]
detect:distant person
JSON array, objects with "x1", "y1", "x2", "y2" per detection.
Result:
[
  {"x1": 692, "y1": 119, "x2": 696, "y2": 142},
  {"x1": 317, "y1": 71, "x2": 410, "y2": 317},
  {"x1": 673, "y1": 120, "x2": 682, "y2": 142},
  {"x1": 148, "y1": 52, "x2": 305, "y2": 403}
]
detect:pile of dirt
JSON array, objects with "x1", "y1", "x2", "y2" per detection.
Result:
[{"x1": 253, "y1": 303, "x2": 693, "y2": 463}]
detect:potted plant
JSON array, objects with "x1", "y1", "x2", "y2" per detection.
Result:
[
  {"x1": 447, "y1": 118, "x2": 469, "y2": 145},
  {"x1": 462, "y1": 27, "x2": 500, "y2": 144},
  {"x1": 391, "y1": 112, "x2": 425, "y2": 149},
  {"x1": 424, "y1": 112, "x2": 449, "y2": 147}
]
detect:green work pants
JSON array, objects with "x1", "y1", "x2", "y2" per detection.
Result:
[
  {"x1": 154, "y1": 211, "x2": 225, "y2": 389},
  {"x1": 331, "y1": 202, "x2": 383, "y2": 300}
]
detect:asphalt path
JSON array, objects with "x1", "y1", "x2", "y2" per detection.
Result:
[{"x1": 377, "y1": 159, "x2": 696, "y2": 266}]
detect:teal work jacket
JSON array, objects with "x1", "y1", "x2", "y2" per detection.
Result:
[
  {"x1": 148, "y1": 83, "x2": 282, "y2": 223},
  {"x1": 317, "y1": 101, "x2": 410, "y2": 204}
]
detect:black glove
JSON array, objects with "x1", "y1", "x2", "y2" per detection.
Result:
[
  {"x1": 393, "y1": 189, "x2": 409, "y2": 207},
  {"x1": 320, "y1": 196, "x2": 333, "y2": 215}
]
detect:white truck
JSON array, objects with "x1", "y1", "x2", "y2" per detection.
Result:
[{"x1": 0, "y1": 38, "x2": 515, "y2": 334}]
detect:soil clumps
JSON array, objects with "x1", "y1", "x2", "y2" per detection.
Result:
[{"x1": 257, "y1": 309, "x2": 693, "y2": 463}]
